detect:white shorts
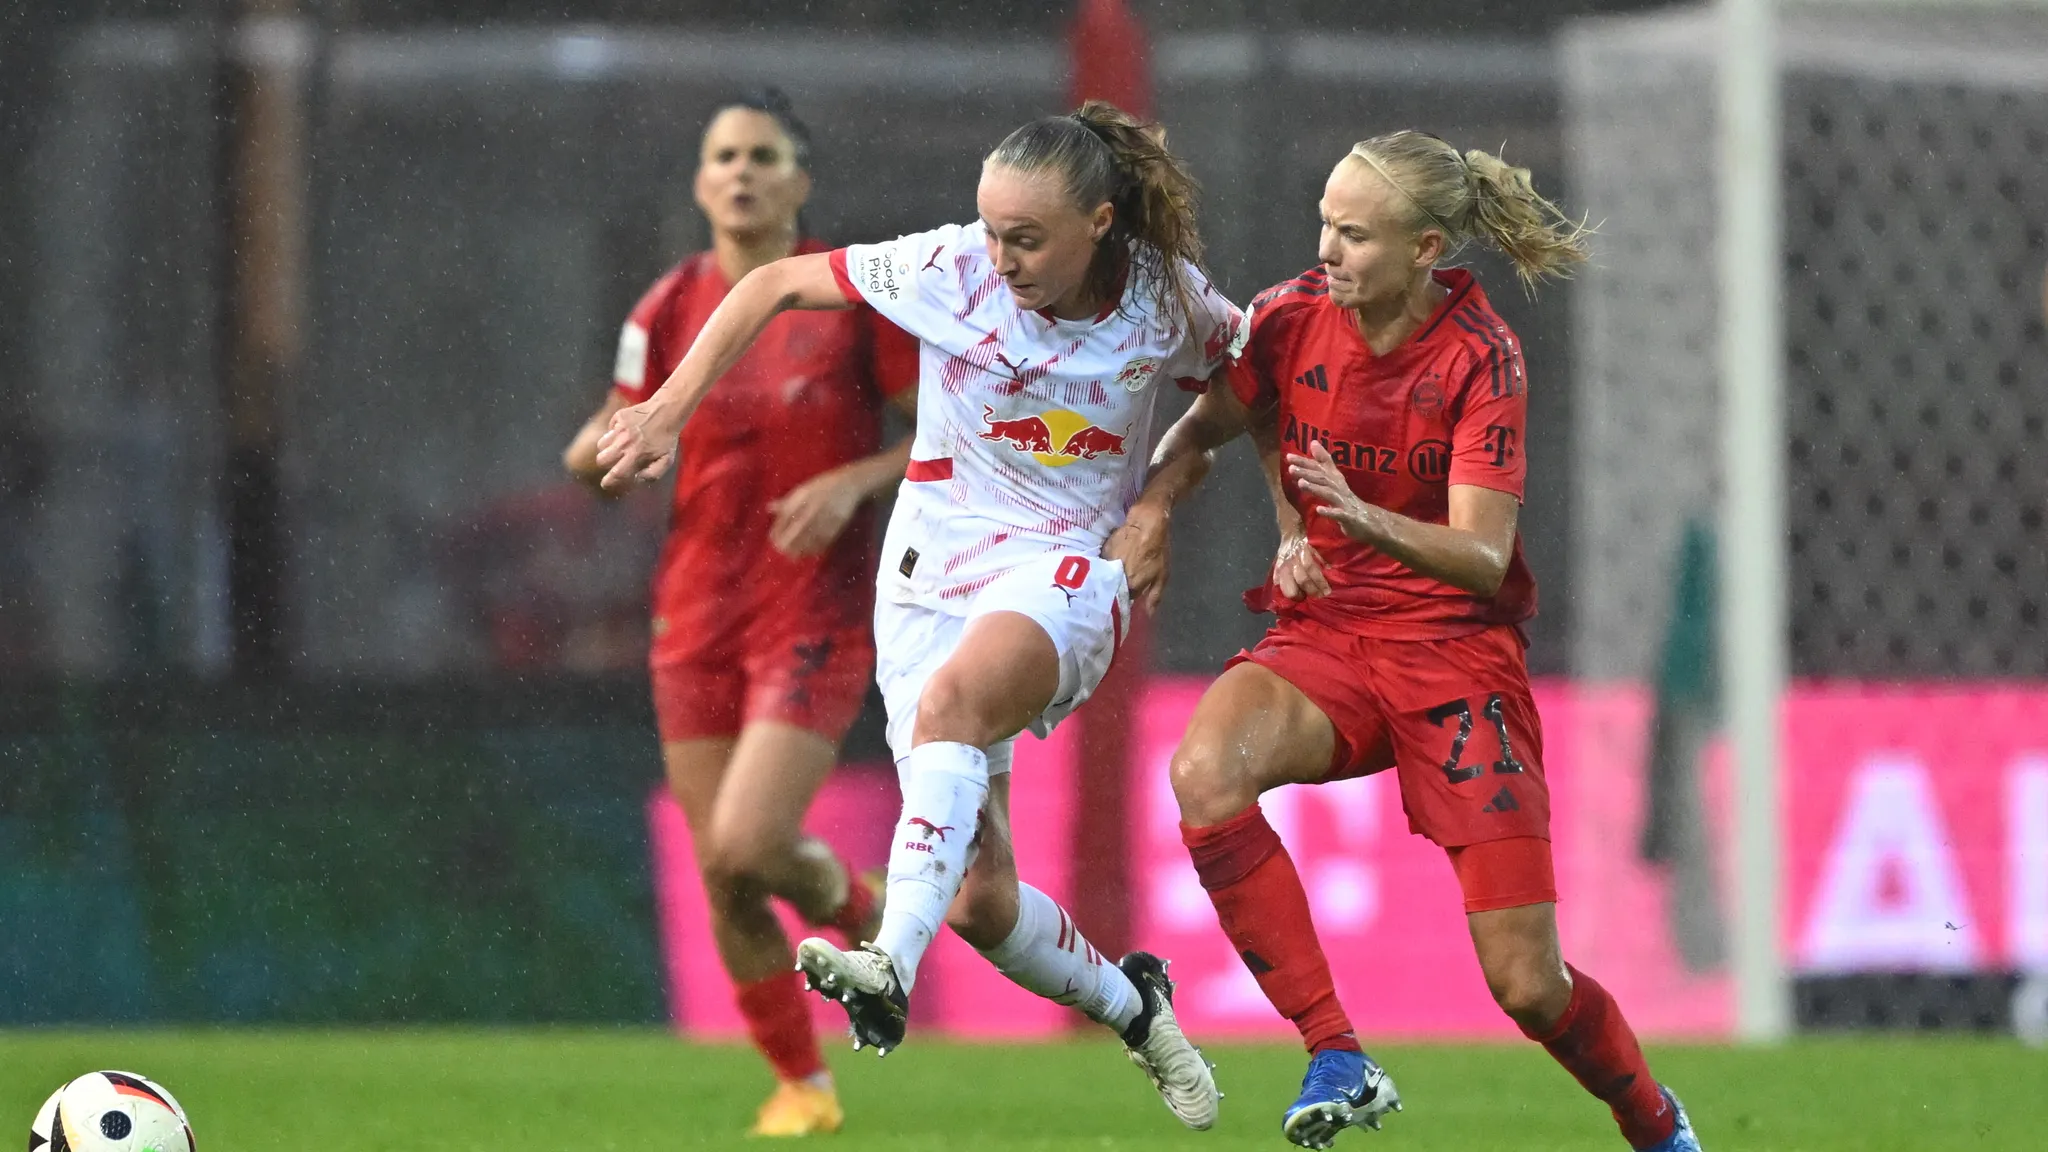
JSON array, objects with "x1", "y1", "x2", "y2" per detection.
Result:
[{"x1": 874, "y1": 551, "x2": 1131, "y2": 776}]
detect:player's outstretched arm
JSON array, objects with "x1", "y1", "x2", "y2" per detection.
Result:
[
  {"x1": 596, "y1": 252, "x2": 851, "y2": 490},
  {"x1": 1106, "y1": 377, "x2": 1248, "y2": 613},
  {"x1": 1288, "y1": 441, "x2": 1519, "y2": 596}
]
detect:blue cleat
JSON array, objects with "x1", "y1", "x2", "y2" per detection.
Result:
[
  {"x1": 1639, "y1": 1088, "x2": 1701, "y2": 1151},
  {"x1": 1281, "y1": 1047, "x2": 1402, "y2": 1149}
]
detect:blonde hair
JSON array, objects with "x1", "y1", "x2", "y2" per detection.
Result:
[{"x1": 1348, "y1": 131, "x2": 1592, "y2": 293}]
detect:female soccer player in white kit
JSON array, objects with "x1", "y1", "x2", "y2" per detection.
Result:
[{"x1": 598, "y1": 101, "x2": 1242, "y2": 1130}]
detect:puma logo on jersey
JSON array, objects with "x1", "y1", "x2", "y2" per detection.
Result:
[{"x1": 908, "y1": 817, "x2": 954, "y2": 842}]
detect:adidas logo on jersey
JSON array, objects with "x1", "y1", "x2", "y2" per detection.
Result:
[
  {"x1": 1481, "y1": 786, "x2": 1519, "y2": 814},
  {"x1": 1294, "y1": 363, "x2": 1330, "y2": 392}
]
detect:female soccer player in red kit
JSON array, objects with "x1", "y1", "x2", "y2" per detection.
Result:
[
  {"x1": 1151, "y1": 132, "x2": 1703, "y2": 1150},
  {"x1": 563, "y1": 91, "x2": 917, "y2": 1137}
]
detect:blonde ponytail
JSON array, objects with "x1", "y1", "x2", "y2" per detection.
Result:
[{"x1": 1349, "y1": 131, "x2": 1593, "y2": 294}]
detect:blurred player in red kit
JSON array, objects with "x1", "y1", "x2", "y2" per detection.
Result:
[
  {"x1": 563, "y1": 89, "x2": 917, "y2": 1137},
  {"x1": 1146, "y1": 132, "x2": 1704, "y2": 1150}
]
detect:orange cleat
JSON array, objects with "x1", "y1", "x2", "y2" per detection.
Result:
[{"x1": 749, "y1": 1079, "x2": 844, "y2": 1137}]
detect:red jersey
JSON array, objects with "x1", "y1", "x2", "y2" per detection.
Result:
[
  {"x1": 612, "y1": 241, "x2": 918, "y2": 663},
  {"x1": 1231, "y1": 266, "x2": 1537, "y2": 639}
]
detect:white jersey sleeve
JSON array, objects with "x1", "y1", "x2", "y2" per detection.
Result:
[{"x1": 836, "y1": 223, "x2": 984, "y2": 355}]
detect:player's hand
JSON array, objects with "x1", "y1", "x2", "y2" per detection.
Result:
[
  {"x1": 769, "y1": 471, "x2": 864, "y2": 558},
  {"x1": 1104, "y1": 499, "x2": 1171, "y2": 614},
  {"x1": 1273, "y1": 532, "x2": 1331, "y2": 600},
  {"x1": 595, "y1": 402, "x2": 680, "y2": 490},
  {"x1": 1288, "y1": 440, "x2": 1380, "y2": 543}
]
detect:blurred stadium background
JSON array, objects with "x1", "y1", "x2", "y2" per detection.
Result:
[{"x1": 3, "y1": 0, "x2": 2047, "y2": 1145}]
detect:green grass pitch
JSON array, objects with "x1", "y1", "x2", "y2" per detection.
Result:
[{"x1": 4, "y1": 1030, "x2": 2042, "y2": 1150}]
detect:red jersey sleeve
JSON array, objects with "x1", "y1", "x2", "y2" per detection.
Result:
[
  {"x1": 869, "y1": 316, "x2": 919, "y2": 401},
  {"x1": 612, "y1": 268, "x2": 683, "y2": 405},
  {"x1": 1447, "y1": 341, "x2": 1529, "y2": 500},
  {"x1": 826, "y1": 248, "x2": 866, "y2": 308}
]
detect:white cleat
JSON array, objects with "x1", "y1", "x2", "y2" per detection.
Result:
[
  {"x1": 1118, "y1": 951, "x2": 1221, "y2": 1130},
  {"x1": 795, "y1": 937, "x2": 908, "y2": 1054}
]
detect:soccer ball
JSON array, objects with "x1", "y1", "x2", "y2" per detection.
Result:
[{"x1": 29, "y1": 1072, "x2": 193, "y2": 1152}]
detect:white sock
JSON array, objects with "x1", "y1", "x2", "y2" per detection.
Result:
[
  {"x1": 873, "y1": 741, "x2": 989, "y2": 993},
  {"x1": 978, "y1": 882, "x2": 1142, "y2": 1035}
]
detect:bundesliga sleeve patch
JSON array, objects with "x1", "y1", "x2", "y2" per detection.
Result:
[{"x1": 613, "y1": 320, "x2": 649, "y2": 389}]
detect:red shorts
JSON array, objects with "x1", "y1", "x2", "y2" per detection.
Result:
[
  {"x1": 1447, "y1": 836, "x2": 1558, "y2": 913},
  {"x1": 1230, "y1": 618, "x2": 1553, "y2": 852},
  {"x1": 650, "y1": 626, "x2": 873, "y2": 744}
]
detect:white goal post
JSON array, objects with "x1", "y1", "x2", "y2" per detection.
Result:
[{"x1": 1719, "y1": 0, "x2": 1791, "y2": 1045}]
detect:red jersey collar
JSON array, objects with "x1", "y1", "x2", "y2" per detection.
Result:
[
  {"x1": 698, "y1": 236, "x2": 828, "y2": 290},
  {"x1": 1334, "y1": 267, "x2": 1478, "y2": 354}
]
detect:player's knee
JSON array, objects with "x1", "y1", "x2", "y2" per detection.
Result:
[
  {"x1": 1484, "y1": 956, "x2": 1570, "y2": 1029},
  {"x1": 699, "y1": 830, "x2": 781, "y2": 907},
  {"x1": 1169, "y1": 735, "x2": 1252, "y2": 825},
  {"x1": 913, "y1": 671, "x2": 1000, "y2": 748}
]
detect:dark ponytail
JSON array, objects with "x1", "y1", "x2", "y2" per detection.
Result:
[{"x1": 986, "y1": 100, "x2": 1206, "y2": 324}]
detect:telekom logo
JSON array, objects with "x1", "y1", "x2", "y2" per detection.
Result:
[{"x1": 1798, "y1": 753, "x2": 2048, "y2": 971}]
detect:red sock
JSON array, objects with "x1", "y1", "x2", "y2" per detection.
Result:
[
  {"x1": 1181, "y1": 805, "x2": 1359, "y2": 1054},
  {"x1": 735, "y1": 971, "x2": 825, "y2": 1083},
  {"x1": 1522, "y1": 966, "x2": 1674, "y2": 1149},
  {"x1": 824, "y1": 859, "x2": 876, "y2": 943}
]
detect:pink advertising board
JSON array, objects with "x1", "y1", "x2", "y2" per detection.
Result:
[{"x1": 649, "y1": 680, "x2": 2048, "y2": 1040}]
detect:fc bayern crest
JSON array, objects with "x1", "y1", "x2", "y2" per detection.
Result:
[{"x1": 1114, "y1": 356, "x2": 1161, "y2": 393}]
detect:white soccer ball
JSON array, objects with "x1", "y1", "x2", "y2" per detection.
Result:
[{"x1": 29, "y1": 1072, "x2": 193, "y2": 1152}]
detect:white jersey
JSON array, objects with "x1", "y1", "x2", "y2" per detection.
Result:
[{"x1": 832, "y1": 222, "x2": 1245, "y2": 611}]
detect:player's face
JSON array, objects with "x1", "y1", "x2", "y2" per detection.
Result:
[
  {"x1": 977, "y1": 164, "x2": 1111, "y2": 316},
  {"x1": 694, "y1": 108, "x2": 810, "y2": 242},
  {"x1": 1317, "y1": 158, "x2": 1438, "y2": 312}
]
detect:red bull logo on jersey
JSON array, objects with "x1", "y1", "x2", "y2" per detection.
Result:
[{"x1": 979, "y1": 405, "x2": 1126, "y2": 467}]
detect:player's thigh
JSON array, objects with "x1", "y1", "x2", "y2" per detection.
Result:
[
  {"x1": 661, "y1": 736, "x2": 738, "y2": 844},
  {"x1": 704, "y1": 720, "x2": 841, "y2": 868},
  {"x1": 911, "y1": 610, "x2": 1061, "y2": 748},
  {"x1": 1169, "y1": 661, "x2": 1344, "y2": 825},
  {"x1": 650, "y1": 661, "x2": 744, "y2": 845}
]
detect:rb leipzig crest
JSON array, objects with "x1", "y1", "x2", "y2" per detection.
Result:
[{"x1": 1114, "y1": 356, "x2": 1161, "y2": 393}]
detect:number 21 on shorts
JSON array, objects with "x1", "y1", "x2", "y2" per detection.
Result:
[{"x1": 1425, "y1": 693, "x2": 1526, "y2": 785}]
